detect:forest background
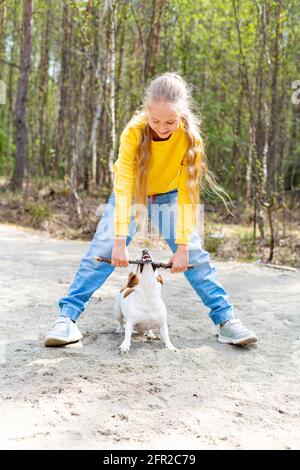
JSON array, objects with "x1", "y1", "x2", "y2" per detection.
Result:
[{"x1": 0, "y1": 0, "x2": 299, "y2": 268}]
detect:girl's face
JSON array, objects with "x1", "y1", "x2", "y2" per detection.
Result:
[{"x1": 147, "y1": 101, "x2": 180, "y2": 139}]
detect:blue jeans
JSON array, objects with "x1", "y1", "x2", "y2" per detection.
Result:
[{"x1": 58, "y1": 190, "x2": 234, "y2": 325}]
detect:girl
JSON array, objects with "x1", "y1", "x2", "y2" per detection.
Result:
[{"x1": 44, "y1": 72, "x2": 257, "y2": 347}]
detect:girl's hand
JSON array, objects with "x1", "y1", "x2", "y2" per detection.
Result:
[
  {"x1": 111, "y1": 238, "x2": 129, "y2": 267},
  {"x1": 168, "y1": 245, "x2": 189, "y2": 273}
]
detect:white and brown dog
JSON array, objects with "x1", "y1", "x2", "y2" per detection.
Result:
[{"x1": 114, "y1": 249, "x2": 176, "y2": 353}]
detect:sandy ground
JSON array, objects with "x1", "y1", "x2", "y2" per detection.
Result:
[{"x1": 0, "y1": 223, "x2": 299, "y2": 450}]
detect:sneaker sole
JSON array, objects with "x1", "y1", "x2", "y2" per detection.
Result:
[
  {"x1": 218, "y1": 335, "x2": 257, "y2": 346},
  {"x1": 44, "y1": 335, "x2": 82, "y2": 347}
]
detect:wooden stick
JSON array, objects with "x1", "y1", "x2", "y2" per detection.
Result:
[
  {"x1": 95, "y1": 256, "x2": 195, "y2": 270},
  {"x1": 264, "y1": 263, "x2": 297, "y2": 272}
]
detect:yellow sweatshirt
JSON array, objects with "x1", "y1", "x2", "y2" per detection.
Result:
[{"x1": 113, "y1": 117, "x2": 197, "y2": 245}]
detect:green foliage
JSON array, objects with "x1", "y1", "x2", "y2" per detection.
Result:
[
  {"x1": 203, "y1": 235, "x2": 223, "y2": 255},
  {"x1": 25, "y1": 200, "x2": 52, "y2": 224},
  {"x1": 0, "y1": 126, "x2": 15, "y2": 176},
  {"x1": 0, "y1": 126, "x2": 6, "y2": 174},
  {"x1": 234, "y1": 228, "x2": 256, "y2": 261},
  {"x1": 1, "y1": 0, "x2": 299, "y2": 207}
]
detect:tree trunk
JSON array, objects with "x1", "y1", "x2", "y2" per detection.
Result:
[
  {"x1": 10, "y1": 0, "x2": 33, "y2": 192},
  {"x1": 54, "y1": 1, "x2": 71, "y2": 176},
  {"x1": 70, "y1": 114, "x2": 83, "y2": 222},
  {"x1": 266, "y1": 0, "x2": 282, "y2": 197},
  {"x1": 38, "y1": 3, "x2": 51, "y2": 176},
  {"x1": 108, "y1": 0, "x2": 117, "y2": 186},
  {"x1": 115, "y1": 2, "x2": 128, "y2": 120},
  {"x1": 143, "y1": 0, "x2": 165, "y2": 84},
  {"x1": 96, "y1": 33, "x2": 110, "y2": 187},
  {"x1": 4, "y1": 0, "x2": 18, "y2": 179},
  {"x1": 0, "y1": 1, "x2": 7, "y2": 82}
]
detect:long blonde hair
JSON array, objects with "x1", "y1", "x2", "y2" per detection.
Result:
[{"x1": 127, "y1": 72, "x2": 233, "y2": 217}]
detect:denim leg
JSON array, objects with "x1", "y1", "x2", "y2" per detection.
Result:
[
  {"x1": 149, "y1": 193, "x2": 234, "y2": 325},
  {"x1": 58, "y1": 192, "x2": 137, "y2": 321}
]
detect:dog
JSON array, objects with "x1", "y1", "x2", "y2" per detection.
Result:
[{"x1": 114, "y1": 249, "x2": 176, "y2": 353}]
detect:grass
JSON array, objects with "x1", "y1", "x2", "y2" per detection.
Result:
[
  {"x1": 24, "y1": 200, "x2": 52, "y2": 227},
  {"x1": 203, "y1": 235, "x2": 223, "y2": 255},
  {"x1": 234, "y1": 227, "x2": 257, "y2": 260}
]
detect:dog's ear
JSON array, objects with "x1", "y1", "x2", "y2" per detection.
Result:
[
  {"x1": 157, "y1": 274, "x2": 164, "y2": 285},
  {"x1": 123, "y1": 287, "x2": 135, "y2": 298},
  {"x1": 127, "y1": 272, "x2": 139, "y2": 288}
]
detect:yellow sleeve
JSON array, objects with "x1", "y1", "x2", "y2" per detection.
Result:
[
  {"x1": 175, "y1": 157, "x2": 198, "y2": 245},
  {"x1": 113, "y1": 126, "x2": 139, "y2": 237}
]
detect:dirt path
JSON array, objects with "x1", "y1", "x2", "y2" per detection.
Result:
[{"x1": 0, "y1": 223, "x2": 299, "y2": 450}]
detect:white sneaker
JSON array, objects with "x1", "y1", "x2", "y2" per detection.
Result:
[
  {"x1": 44, "y1": 316, "x2": 83, "y2": 347},
  {"x1": 218, "y1": 319, "x2": 257, "y2": 345}
]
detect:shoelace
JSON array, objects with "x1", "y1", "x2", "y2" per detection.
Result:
[
  {"x1": 222, "y1": 320, "x2": 251, "y2": 334},
  {"x1": 52, "y1": 319, "x2": 69, "y2": 334}
]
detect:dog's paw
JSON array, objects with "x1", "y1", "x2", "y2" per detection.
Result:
[
  {"x1": 166, "y1": 344, "x2": 177, "y2": 352},
  {"x1": 119, "y1": 343, "x2": 130, "y2": 354},
  {"x1": 115, "y1": 325, "x2": 125, "y2": 335}
]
